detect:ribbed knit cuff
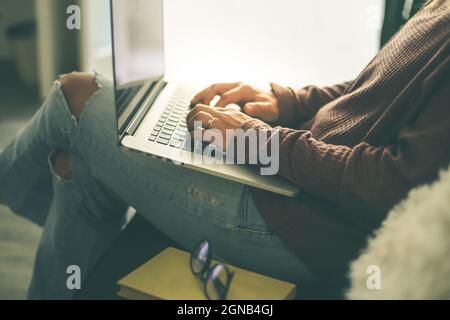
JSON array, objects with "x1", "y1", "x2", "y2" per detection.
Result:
[
  {"x1": 276, "y1": 129, "x2": 349, "y2": 203},
  {"x1": 270, "y1": 83, "x2": 298, "y2": 126},
  {"x1": 241, "y1": 118, "x2": 272, "y2": 131}
]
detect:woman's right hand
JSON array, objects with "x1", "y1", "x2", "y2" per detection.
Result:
[{"x1": 190, "y1": 82, "x2": 280, "y2": 123}]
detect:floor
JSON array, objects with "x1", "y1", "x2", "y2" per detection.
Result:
[{"x1": 0, "y1": 61, "x2": 43, "y2": 300}]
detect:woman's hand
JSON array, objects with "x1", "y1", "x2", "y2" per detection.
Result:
[
  {"x1": 190, "y1": 83, "x2": 280, "y2": 123},
  {"x1": 186, "y1": 104, "x2": 254, "y2": 151}
]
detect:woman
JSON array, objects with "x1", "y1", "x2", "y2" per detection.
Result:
[{"x1": 0, "y1": 1, "x2": 449, "y2": 298}]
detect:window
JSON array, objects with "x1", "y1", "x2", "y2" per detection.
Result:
[{"x1": 83, "y1": 0, "x2": 383, "y2": 87}]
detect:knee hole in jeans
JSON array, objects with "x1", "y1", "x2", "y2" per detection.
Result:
[
  {"x1": 50, "y1": 151, "x2": 73, "y2": 181},
  {"x1": 59, "y1": 72, "x2": 100, "y2": 122}
]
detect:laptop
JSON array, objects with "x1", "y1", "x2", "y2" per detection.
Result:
[{"x1": 110, "y1": 0, "x2": 299, "y2": 197}]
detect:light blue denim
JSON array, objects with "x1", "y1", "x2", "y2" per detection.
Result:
[{"x1": 0, "y1": 74, "x2": 312, "y2": 299}]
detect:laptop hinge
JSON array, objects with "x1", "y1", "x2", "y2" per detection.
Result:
[{"x1": 123, "y1": 79, "x2": 167, "y2": 138}]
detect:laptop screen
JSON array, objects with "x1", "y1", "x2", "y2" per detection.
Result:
[{"x1": 111, "y1": 0, "x2": 165, "y2": 87}]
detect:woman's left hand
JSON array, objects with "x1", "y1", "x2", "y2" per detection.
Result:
[{"x1": 186, "y1": 104, "x2": 253, "y2": 151}]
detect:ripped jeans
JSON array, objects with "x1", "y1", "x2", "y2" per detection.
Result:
[{"x1": 0, "y1": 74, "x2": 311, "y2": 299}]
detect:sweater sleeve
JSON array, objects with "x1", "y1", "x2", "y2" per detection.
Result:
[
  {"x1": 271, "y1": 81, "x2": 352, "y2": 126},
  {"x1": 244, "y1": 78, "x2": 450, "y2": 227}
]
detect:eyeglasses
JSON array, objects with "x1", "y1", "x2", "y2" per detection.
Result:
[{"x1": 190, "y1": 239, "x2": 234, "y2": 300}]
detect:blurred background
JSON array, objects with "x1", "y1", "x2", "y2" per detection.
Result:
[{"x1": 0, "y1": 0, "x2": 385, "y2": 299}]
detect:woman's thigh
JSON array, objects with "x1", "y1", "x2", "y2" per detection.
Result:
[{"x1": 71, "y1": 74, "x2": 312, "y2": 283}]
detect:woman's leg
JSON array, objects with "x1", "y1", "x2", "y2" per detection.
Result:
[
  {"x1": 27, "y1": 156, "x2": 127, "y2": 299},
  {"x1": 0, "y1": 104, "x2": 55, "y2": 226},
  {"x1": 0, "y1": 72, "x2": 312, "y2": 299},
  {"x1": 0, "y1": 72, "x2": 100, "y2": 226},
  {"x1": 1, "y1": 73, "x2": 129, "y2": 299}
]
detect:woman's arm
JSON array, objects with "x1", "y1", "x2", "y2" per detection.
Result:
[
  {"x1": 187, "y1": 76, "x2": 449, "y2": 229},
  {"x1": 271, "y1": 82, "x2": 352, "y2": 126},
  {"x1": 244, "y1": 78, "x2": 450, "y2": 227}
]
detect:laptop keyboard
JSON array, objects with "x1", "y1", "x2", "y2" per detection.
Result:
[
  {"x1": 116, "y1": 85, "x2": 143, "y2": 115},
  {"x1": 148, "y1": 89, "x2": 192, "y2": 148}
]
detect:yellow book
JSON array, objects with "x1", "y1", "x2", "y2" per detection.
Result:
[{"x1": 118, "y1": 247, "x2": 296, "y2": 300}]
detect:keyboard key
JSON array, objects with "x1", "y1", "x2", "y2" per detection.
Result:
[
  {"x1": 157, "y1": 137, "x2": 170, "y2": 145},
  {"x1": 159, "y1": 132, "x2": 172, "y2": 140},
  {"x1": 149, "y1": 134, "x2": 157, "y2": 142},
  {"x1": 164, "y1": 123, "x2": 176, "y2": 130},
  {"x1": 166, "y1": 120, "x2": 178, "y2": 126},
  {"x1": 170, "y1": 139, "x2": 184, "y2": 148},
  {"x1": 162, "y1": 128, "x2": 174, "y2": 135},
  {"x1": 173, "y1": 133, "x2": 186, "y2": 140}
]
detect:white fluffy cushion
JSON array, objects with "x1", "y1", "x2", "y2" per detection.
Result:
[{"x1": 347, "y1": 164, "x2": 450, "y2": 300}]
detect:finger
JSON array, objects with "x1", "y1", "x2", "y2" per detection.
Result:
[
  {"x1": 186, "y1": 104, "x2": 222, "y2": 125},
  {"x1": 187, "y1": 106, "x2": 227, "y2": 131},
  {"x1": 187, "y1": 111, "x2": 213, "y2": 132},
  {"x1": 190, "y1": 83, "x2": 241, "y2": 107},
  {"x1": 186, "y1": 111, "x2": 228, "y2": 149},
  {"x1": 244, "y1": 102, "x2": 278, "y2": 122},
  {"x1": 215, "y1": 85, "x2": 257, "y2": 108}
]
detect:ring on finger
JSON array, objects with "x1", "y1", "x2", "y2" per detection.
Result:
[{"x1": 207, "y1": 116, "x2": 217, "y2": 129}]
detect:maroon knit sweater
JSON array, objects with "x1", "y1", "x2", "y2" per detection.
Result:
[{"x1": 242, "y1": 6, "x2": 450, "y2": 283}]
